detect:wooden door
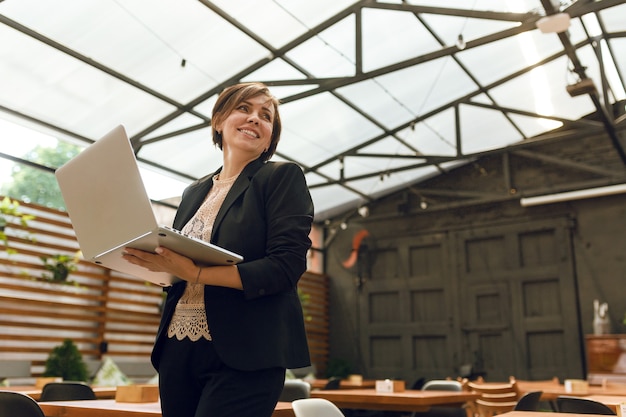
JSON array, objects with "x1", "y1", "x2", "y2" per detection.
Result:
[
  {"x1": 455, "y1": 217, "x2": 583, "y2": 380},
  {"x1": 359, "y1": 232, "x2": 461, "y2": 383}
]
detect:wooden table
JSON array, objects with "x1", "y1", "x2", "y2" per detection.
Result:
[
  {"x1": 576, "y1": 395, "x2": 626, "y2": 413},
  {"x1": 5, "y1": 385, "x2": 116, "y2": 401},
  {"x1": 515, "y1": 380, "x2": 626, "y2": 401},
  {"x1": 500, "y1": 411, "x2": 612, "y2": 417},
  {"x1": 39, "y1": 399, "x2": 294, "y2": 417},
  {"x1": 311, "y1": 388, "x2": 480, "y2": 412},
  {"x1": 309, "y1": 378, "x2": 377, "y2": 390}
]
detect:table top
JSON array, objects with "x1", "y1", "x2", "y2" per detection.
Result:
[
  {"x1": 500, "y1": 411, "x2": 615, "y2": 417},
  {"x1": 515, "y1": 380, "x2": 626, "y2": 400},
  {"x1": 309, "y1": 378, "x2": 377, "y2": 390},
  {"x1": 576, "y1": 395, "x2": 626, "y2": 412},
  {"x1": 311, "y1": 388, "x2": 480, "y2": 412},
  {"x1": 38, "y1": 399, "x2": 294, "y2": 417},
  {"x1": 5, "y1": 385, "x2": 117, "y2": 401}
]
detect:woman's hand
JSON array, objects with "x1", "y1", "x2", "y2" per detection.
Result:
[{"x1": 122, "y1": 246, "x2": 198, "y2": 282}]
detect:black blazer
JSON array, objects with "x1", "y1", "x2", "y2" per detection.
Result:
[{"x1": 151, "y1": 159, "x2": 314, "y2": 371}]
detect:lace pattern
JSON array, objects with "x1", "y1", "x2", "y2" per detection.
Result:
[{"x1": 166, "y1": 173, "x2": 238, "y2": 341}]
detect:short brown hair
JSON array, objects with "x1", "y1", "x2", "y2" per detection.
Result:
[{"x1": 211, "y1": 82, "x2": 281, "y2": 162}]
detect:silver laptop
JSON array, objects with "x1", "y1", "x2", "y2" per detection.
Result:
[{"x1": 55, "y1": 125, "x2": 243, "y2": 287}]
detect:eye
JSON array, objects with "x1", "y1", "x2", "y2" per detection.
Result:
[
  {"x1": 236, "y1": 104, "x2": 249, "y2": 112},
  {"x1": 262, "y1": 113, "x2": 272, "y2": 122}
]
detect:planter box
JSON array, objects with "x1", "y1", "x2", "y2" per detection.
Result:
[{"x1": 115, "y1": 384, "x2": 159, "y2": 403}]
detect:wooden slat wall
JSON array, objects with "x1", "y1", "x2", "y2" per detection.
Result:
[
  {"x1": 299, "y1": 271, "x2": 329, "y2": 377},
  {"x1": 0, "y1": 198, "x2": 329, "y2": 377}
]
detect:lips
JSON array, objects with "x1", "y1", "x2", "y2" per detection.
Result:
[{"x1": 238, "y1": 128, "x2": 259, "y2": 138}]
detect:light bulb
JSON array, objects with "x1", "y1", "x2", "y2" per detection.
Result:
[{"x1": 456, "y1": 34, "x2": 466, "y2": 50}]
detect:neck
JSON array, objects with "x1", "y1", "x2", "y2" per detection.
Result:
[{"x1": 221, "y1": 152, "x2": 258, "y2": 179}]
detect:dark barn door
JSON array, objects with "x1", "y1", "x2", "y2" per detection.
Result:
[
  {"x1": 358, "y1": 217, "x2": 584, "y2": 382},
  {"x1": 455, "y1": 217, "x2": 583, "y2": 380}
]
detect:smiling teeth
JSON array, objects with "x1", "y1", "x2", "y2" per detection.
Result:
[{"x1": 239, "y1": 129, "x2": 259, "y2": 138}]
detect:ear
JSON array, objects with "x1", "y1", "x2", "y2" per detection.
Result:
[{"x1": 212, "y1": 115, "x2": 223, "y2": 133}]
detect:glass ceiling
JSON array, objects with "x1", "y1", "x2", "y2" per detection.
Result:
[{"x1": 1, "y1": 0, "x2": 625, "y2": 220}]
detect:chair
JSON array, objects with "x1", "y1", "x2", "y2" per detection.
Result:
[
  {"x1": 423, "y1": 379, "x2": 464, "y2": 391},
  {"x1": 466, "y1": 379, "x2": 520, "y2": 417},
  {"x1": 39, "y1": 381, "x2": 97, "y2": 402},
  {"x1": 411, "y1": 379, "x2": 466, "y2": 417},
  {"x1": 556, "y1": 396, "x2": 616, "y2": 415},
  {"x1": 411, "y1": 377, "x2": 426, "y2": 390},
  {"x1": 513, "y1": 391, "x2": 543, "y2": 411},
  {"x1": 292, "y1": 398, "x2": 346, "y2": 417},
  {"x1": 279, "y1": 379, "x2": 311, "y2": 402},
  {"x1": 0, "y1": 390, "x2": 45, "y2": 417},
  {"x1": 324, "y1": 376, "x2": 342, "y2": 390}
]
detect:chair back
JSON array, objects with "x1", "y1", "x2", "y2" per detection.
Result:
[
  {"x1": 513, "y1": 391, "x2": 543, "y2": 411},
  {"x1": 279, "y1": 380, "x2": 311, "y2": 402},
  {"x1": 39, "y1": 381, "x2": 97, "y2": 402},
  {"x1": 556, "y1": 396, "x2": 616, "y2": 415},
  {"x1": 413, "y1": 379, "x2": 466, "y2": 417},
  {"x1": 292, "y1": 398, "x2": 346, "y2": 417},
  {"x1": 0, "y1": 390, "x2": 45, "y2": 417},
  {"x1": 467, "y1": 379, "x2": 520, "y2": 417},
  {"x1": 323, "y1": 376, "x2": 342, "y2": 390},
  {"x1": 423, "y1": 379, "x2": 463, "y2": 392}
]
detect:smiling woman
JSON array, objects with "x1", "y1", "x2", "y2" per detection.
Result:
[{"x1": 122, "y1": 82, "x2": 314, "y2": 417}]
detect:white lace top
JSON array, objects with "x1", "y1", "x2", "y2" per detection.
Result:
[{"x1": 167, "y1": 173, "x2": 238, "y2": 341}]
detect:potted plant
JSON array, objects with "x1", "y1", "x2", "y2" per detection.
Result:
[
  {"x1": 40, "y1": 252, "x2": 80, "y2": 283},
  {"x1": 42, "y1": 339, "x2": 89, "y2": 381},
  {"x1": 0, "y1": 196, "x2": 35, "y2": 254}
]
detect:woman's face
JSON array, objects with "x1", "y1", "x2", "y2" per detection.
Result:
[{"x1": 216, "y1": 94, "x2": 275, "y2": 160}]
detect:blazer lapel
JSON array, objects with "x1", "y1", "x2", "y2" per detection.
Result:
[
  {"x1": 211, "y1": 159, "x2": 264, "y2": 241},
  {"x1": 173, "y1": 172, "x2": 216, "y2": 230}
]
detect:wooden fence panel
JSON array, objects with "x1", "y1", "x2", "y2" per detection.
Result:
[{"x1": 0, "y1": 198, "x2": 329, "y2": 377}]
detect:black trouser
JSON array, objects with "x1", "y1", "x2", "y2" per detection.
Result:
[{"x1": 158, "y1": 336, "x2": 285, "y2": 417}]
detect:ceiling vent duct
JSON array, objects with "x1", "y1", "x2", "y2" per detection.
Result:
[{"x1": 566, "y1": 78, "x2": 597, "y2": 97}]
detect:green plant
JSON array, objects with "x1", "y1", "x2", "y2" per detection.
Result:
[
  {"x1": 326, "y1": 358, "x2": 352, "y2": 378},
  {"x1": 43, "y1": 339, "x2": 89, "y2": 381},
  {"x1": 0, "y1": 196, "x2": 35, "y2": 254},
  {"x1": 40, "y1": 252, "x2": 80, "y2": 283},
  {"x1": 298, "y1": 288, "x2": 312, "y2": 321}
]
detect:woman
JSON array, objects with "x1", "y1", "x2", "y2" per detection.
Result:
[{"x1": 123, "y1": 82, "x2": 314, "y2": 417}]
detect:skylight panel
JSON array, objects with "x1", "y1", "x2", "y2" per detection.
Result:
[
  {"x1": 508, "y1": 114, "x2": 563, "y2": 138},
  {"x1": 309, "y1": 184, "x2": 364, "y2": 219},
  {"x1": 406, "y1": 0, "x2": 542, "y2": 13},
  {"x1": 141, "y1": 114, "x2": 207, "y2": 141},
  {"x1": 459, "y1": 104, "x2": 524, "y2": 154},
  {"x1": 396, "y1": 111, "x2": 458, "y2": 157},
  {"x1": 488, "y1": 55, "x2": 596, "y2": 121},
  {"x1": 456, "y1": 31, "x2": 563, "y2": 87},
  {"x1": 422, "y1": 14, "x2": 520, "y2": 49},
  {"x1": 278, "y1": 93, "x2": 384, "y2": 165},
  {"x1": 347, "y1": 165, "x2": 440, "y2": 199},
  {"x1": 358, "y1": 136, "x2": 420, "y2": 157},
  {"x1": 607, "y1": 39, "x2": 626, "y2": 101},
  {"x1": 138, "y1": 127, "x2": 221, "y2": 179},
  {"x1": 208, "y1": 0, "x2": 310, "y2": 49},
  {"x1": 285, "y1": 15, "x2": 356, "y2": 78},
  {"x1": 374, "y1": 57, "x2": 476, "y2": 118},
  {"x1": 0, "y1": 26, "x2": 175, "y2": 139},
  {"x1": 361, "y1": 8, "x2": 441, "y2": 72},
  {"x1": 336, "y1": 80, "x2": 416, "y2": 129},
  {"x1": 599, "y1": 2, "x2": 626, "y2": 32}
]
